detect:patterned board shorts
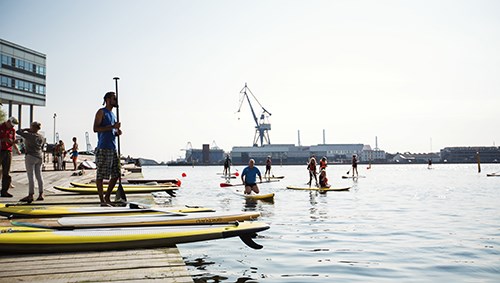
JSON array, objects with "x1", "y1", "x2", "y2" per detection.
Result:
[{"x1": 95, "y1": 148, "x2": 120, "y2": 180}]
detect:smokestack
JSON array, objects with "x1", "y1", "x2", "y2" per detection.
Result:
[
  {"x1": 323, "y1": 129, "x2": 326, "y2": 144},
  {"x1": 298, "y1": 130, "x2": 301, "y2": 146},
  {"x1": 375, "y1": 136, "x2": 378, "y2": 150}
]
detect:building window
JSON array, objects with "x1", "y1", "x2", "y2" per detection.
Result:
[
  {"x1": 1, "y1": 54, "x2": 10, "y2": 65},
  {"x1": 1, "y1": 76, "x2": 11, "y2": 87}
]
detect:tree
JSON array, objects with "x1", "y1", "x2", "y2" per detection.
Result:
[{"x1": 0, "y1": 108, "x2": 5, "y2": 122}]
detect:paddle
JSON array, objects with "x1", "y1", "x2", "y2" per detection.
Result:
[
  {"x1": 220, "y1": 179, "x2": 280, "y2": 188},
  {"x1": 114, "y1": 77, "x2": 126, "y2": 202}
]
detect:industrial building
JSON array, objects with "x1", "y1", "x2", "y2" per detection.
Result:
[
  {"x1": 230, "y1": 143, "x2": 386, "y2": 165},
  {"x1": 440, "y1": 147, "x2": 500, "y2": 163}
]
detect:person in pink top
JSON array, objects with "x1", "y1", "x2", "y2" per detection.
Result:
[{"x1": 0, "y1": 117, "x2": 19, "y2": 197}]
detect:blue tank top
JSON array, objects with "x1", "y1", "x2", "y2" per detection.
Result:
[{"x1": 97, "y1": 107, "x2": 117, "y2": 150}]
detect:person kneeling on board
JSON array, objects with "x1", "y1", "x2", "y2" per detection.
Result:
[
  {"x1": 241, "y1": 159, "x2": 262, "y2": 195},
  {"x1": 319, "y1": 169, "x2": 330, "y2": 188}
]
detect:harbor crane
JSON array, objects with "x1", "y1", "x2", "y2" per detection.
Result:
[
  {"x1": 85, "y1": 132, "x2": 93, "y2": 152},
  {"x1": 237, "y1": 83, "x2": 272, "y2": 147}
]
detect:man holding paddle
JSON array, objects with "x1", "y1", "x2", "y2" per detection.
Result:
[
  {"x1": 241, "y1": 159, "x2": 262, "y2": 195},
  {"x1": 93, "y1": 91, "x2": 122, "y2": 206}
]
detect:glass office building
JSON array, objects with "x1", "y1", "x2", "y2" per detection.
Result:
[{"x1": 0, "y1": 38, "x2": 46, "y2": 126}]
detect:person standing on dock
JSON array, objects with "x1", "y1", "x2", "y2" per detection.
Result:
[
  {"x1": 0, "y1": 117, "x2": 19, "y2": 197},
  {"x1": 55, "y1": 140, "x2": 66, "y2": 171},
  {"x1": 307, "y1": 155, "x2": 319, "y2": 187},
  {"x1": 93, "y1": 91, "x2": 122, "y2": 206},
  {"x1": 69, "y1": 137, "x2": 79, "y2": 170},
  {"x1": 264, "y1": 156, "x2": 272, "y2": 181},
  {"x1": 351, "y1": 154, "x2": 359, "y2": 177},
  {"x1": 17, "y1": 121, "x2": 45, "y2": 202},
  {"x1": 241, "y1": 159, "x2": 262, "y2": 195}
]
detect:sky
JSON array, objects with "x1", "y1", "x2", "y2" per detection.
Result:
[{"x1": 1, "y1": 0, "x2": 499, "y2": 162}]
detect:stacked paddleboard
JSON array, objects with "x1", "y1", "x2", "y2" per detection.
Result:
[
  {"x1": 0, "y1": 201, "x2": 269, "y2": 253},
  {"x1": 53, "y1": 181, "x2": 179, "y2": 195},
  {"x1": 0, "y1": 222, "x2": 269, "y2": 253}
]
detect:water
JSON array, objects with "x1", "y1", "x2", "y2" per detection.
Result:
[{"x1": 142, "y1": 164, "x2": 500, "y2": 282}]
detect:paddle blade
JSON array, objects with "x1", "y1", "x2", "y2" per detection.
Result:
[
  {"x1": 115, "y1": 183, "x2": 127, "y2": 202},
  {"x1": 220, "y1": 183, "x2": 234, "y2": 187}
]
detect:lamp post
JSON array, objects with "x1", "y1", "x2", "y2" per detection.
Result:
[{"x1": 53, "y1": 113, "x2": 57, "y2": 143}]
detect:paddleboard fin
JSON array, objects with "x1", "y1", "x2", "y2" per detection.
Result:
[
  {"x1": 165, "y1": 190, "x2": 177, "y2": 197},
  {"x1": 239, "y1": 233, "x2": 263, "y2": 250}
]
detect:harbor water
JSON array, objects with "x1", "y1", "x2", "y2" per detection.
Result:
[{"x1": 142, "y1": 164, "x2": 500, "y2": 282}]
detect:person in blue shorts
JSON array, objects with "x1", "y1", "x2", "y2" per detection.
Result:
[
  {"x1": 69, "y1": 137, "x2": 79, "y2": 170},
  {"x1": 241, "y1": 159, "x2": 262, "y2": 195}
]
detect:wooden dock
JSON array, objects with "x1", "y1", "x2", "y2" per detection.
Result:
[{"x1": 0, "y1": 154, "x2": 193, "y2": 283}]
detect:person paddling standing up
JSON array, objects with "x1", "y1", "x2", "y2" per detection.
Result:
[
  {"x1": 351, "y1": 154, "x2": 359, "y2": 177},
  {"x1": 241, "y1": 159, "x2": 262, "y2": 195},
  {"x1": 223, "y1": 154, "x2": 232, "y2": 181},
  {"x1": 307, "y1": 155, "x2": 319, "y2": 187},
  {"x1": 265, "y1": 156, "x2": 272, "y2": 181},
  {"x1": 0, "y1": 117, "x2": 19, "y2": 197},
  {"x1": 93, "y1": 91, "x2": 122, "y2": 206}
]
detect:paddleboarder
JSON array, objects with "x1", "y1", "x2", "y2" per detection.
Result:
[
  {"x1": 264, "y1": 156, "x2": 272, "y2": 181},
  {"x1": 307, "y1": 155, "x2": 319, "y2": 187},
  {"x1": 319, "y1": 156, "x2": 327, "y2": 171},
  {"x1": 351, "y1": 154, "x2": 359, "y2": 177},
  {"x1": 93, "y1": 91, "x2": 122, "y2": 206},
  {"x1": 223, "y1": 154, "x2": 232, "y2": 181},
  {"x1": 241, "y1": 159, "x2": 262, "y2": 195},
  {"x1": 319, "y1": 169, "x2": 330, "y2": 188}
]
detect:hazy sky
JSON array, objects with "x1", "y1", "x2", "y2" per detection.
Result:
[{"x1": 1, "y1": 0, "x2": 499, "y2": 162}]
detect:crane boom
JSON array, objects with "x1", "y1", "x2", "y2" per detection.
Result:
[{"x1": 237, "y1": 83, "x2": 272, "y2": 147}]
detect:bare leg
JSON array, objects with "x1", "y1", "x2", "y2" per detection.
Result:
[
  {"x1": 96, "y1": 179, "x2": 106, "y2": 205},
  {"x1": 105, "y1": 177, "x2": 118, "y2": 204},
  {"x1": 252, "y1": 185, "x2": 260, "y2": 194},
  {"x1": 244, "y1": 185, "x2": 251, "y2": 194}
]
